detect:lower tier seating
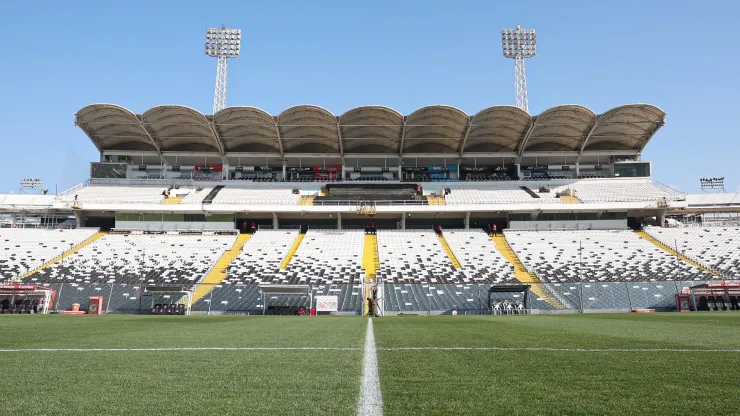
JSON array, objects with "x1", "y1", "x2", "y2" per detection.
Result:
[
  {"x1": 376, "y1": 230, "x2": 467, "y2": 284},
  {"x1": 645, "y1": 226, "x2": 740, "y2": 279},
  {"x1": 0, "y1": 228, "x2": 98, "y2": 281},
  {"x1": 27, "y1": 233, "x2": 236, "y2": 285},
  {"x1": 505, "y1": 230, "x2": 714, "y2": 283}
]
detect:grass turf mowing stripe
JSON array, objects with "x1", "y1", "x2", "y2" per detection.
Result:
[
  {"x1": 357, "y1": 318, "x2": 383, "y2": 416},
  {"x1": 2, "y1": 346, "x2": 740, "y2": 353}
]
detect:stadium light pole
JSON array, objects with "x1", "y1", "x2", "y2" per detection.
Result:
[
  {"x1": 205, "y1": 25, "x2": 242, "y2": 114},
  {"x1": 501, "y1": 25, "x2": 537, "y2": 112}
]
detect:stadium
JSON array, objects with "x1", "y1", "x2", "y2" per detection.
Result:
[{"x1": 1, "y1": 21, "x2": 740, "y2": 416}]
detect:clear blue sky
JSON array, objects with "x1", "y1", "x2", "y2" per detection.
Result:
[{"x1": 0, "y1": 0, "x2": 738, "y2": 194}]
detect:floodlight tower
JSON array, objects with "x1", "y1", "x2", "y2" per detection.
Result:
[
  {"x1": 205, "y1": 25, "x2": 242, "y2": 114},
  {"x1": 501, "y1": 25, "x2": 537, "y2": 112}
]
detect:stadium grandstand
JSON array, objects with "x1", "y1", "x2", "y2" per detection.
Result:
[{"x1": 0, "y1": 101, "x2": 739, "y2": 316}]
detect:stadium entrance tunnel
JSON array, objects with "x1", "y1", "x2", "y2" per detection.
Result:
[{"x1": 83, "y1": 214, "x2": 115, "y2": 231}]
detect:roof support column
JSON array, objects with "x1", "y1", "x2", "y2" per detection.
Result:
[
  {"x1": 337, "y1": 212, "x2": 342, "y2": 230},
  {"x1": 136, "y1": 117, "x2": 164, "y2": 162},
  {"x1": 517, "y1": 121, "x2": 536, "y2": 156},
  {"x1": 464, "y1": 212, "x2": 470, "y2": 230},
  {"x1": 336, "y1": 119, "x2": 344, "y2": 156},
  {"x1": 274, "y1": 120, "x2": 284, "y2": 157},
  {"x1": 399, "y1": 117, "x2": 407, "y2": 157},
  {"x1": 272, "y1": 213, "x2": 279, "y2": 230},
  {"x1": 577, "y1": 122, "x2": 600, "y2": 164},
  {"x1": 282, "y1": 160, "x2": 287, "y2": 182},
  {"x1": 400, "y1": 213, "x2": 406, "y2": 230},
  {"x1": 458, "y1": 117, "x2": 473, "y2": 157}
]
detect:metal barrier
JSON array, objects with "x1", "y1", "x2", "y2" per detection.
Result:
[{"x1": 13, "y1": 280, "x2": 739, "y2": 315}]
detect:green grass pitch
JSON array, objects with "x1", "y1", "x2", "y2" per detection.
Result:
[{"x1": 1, "y1": 313, "x2": 739, "y2": 415}]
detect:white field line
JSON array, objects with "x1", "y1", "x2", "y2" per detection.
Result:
[
  {"x1": 357, "y1": 318, "x2": 383, "y2": 416},
  {"x1": 0, "y1": 346, "x2": 738, "y2": 353},
  {"x1": 380, "y1": 347, "x2": 740, "y2": 353}
]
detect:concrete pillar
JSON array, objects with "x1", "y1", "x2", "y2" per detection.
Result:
[
  {"x1": 337, "y1": 212, "x2": 342, "y2": 230},
  {"x1": 657, "y1": 210, "x2": 667, "y2": 228},
  {"x1": 464, "y1": 212, "x2": 470, "y2": 229},
  {"x1": 400, "y1": 213, "x2": 406, "y2": 230},
  {"x1": 272, "y1": 213, "x2": 279, "y2": 230},
  {"x1": 575, "y1": 163, "x2": 580, "y2": 178},
  {"x1": 74, "y1": 211, "x2": 86, "y2": 228},
  {"x1": 221, "y1": 157, "x2": 229, "y2": 181},
  {"x1": 398, "y1": 162, "x2": 403, "y2": 181}
]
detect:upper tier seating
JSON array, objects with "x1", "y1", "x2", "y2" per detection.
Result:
[
  {"x1": 505, "y1": 230, "x2": 713, "y2": 283},
  {"x1": 563, "y1": 179, "x2": 683, "y2": 203},
  {"x1": 179, "y1": 188, "x2": 211, "y2": 204},
  {"x1": 282, "y1": 230, "x2": 365, "y2": 285},
  {"x1": 59, "y1": 186, "x2": 169, "y2": 204},
  {"x1": 645, "y1": 227, "x2": 740, "y2": 279},
  {"x1": 444, "y1": 184, "x2": 555, "y2": 205},
  {"x1": 27, "y1": 233, "x2": 236, "y2": 285},
  {"x1": 376, "y1": 230, "x2": 466, "y2": 284},
  {"x1": 211, "y1": 188, "x2": 301, "y2": 205},
  {"x1": 443, "y1": 230, "x2": 516, "y2": 284},
  {"x1": 0, "y1": 228, "x2": 98, "y2": 281}
]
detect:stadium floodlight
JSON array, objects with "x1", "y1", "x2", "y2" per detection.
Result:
[
  {"x1": 501, "y1": 25, "x2": 537, "y2": 112},
  {"x1": 205, "y1": 24, "x2": 242, "y2": 114}
]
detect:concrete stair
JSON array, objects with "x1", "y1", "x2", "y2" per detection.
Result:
[
  {"x1": 490, "y1": 234, "x2": 565, "y2": 309},
  {"x1": 426, "y1": 196, "x2": 446, "y2": 205},
  {"x1": 280, "y1": 233, "x2": 306, "y2": 269},
  {"x1": 298, "y1": 196, "x2": 314, "y2": 205},
  {"x1": 437, "y1": 234, "x2": 462, "y2": 269},
  {"x1": 362, "y1": 234, "x2": 380, "y2": 282},
  {"x1": 161, "y1": 196, "x2": 184, "y2": 205},
  {"x1": 188, "y1": 233, "x2": 252, "y2": 305},
  {"x1": 560, "y1": 195, "x2": 581, "y2": 204}
]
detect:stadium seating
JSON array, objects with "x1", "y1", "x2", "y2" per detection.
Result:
[
  {"x1": 563, "y1": 179, "x2": 683, "y2": 203},
  {"x1": 283, "y1": 230, "x2": 365, "y2": 285},
  {"x1": 27, "y1": 233, "x2": 236, "y2": 285},
  {"x1": 444, "y1": 184, "x2": 556, "y2": 205},
  {"x1": 59, "y1": 186, "x2": 169, "y2": 204},
  {"x1": 376, "y1": 230, "x2": 465, "y2": 284},
  {"x1": 505, "y1": 230, "x2": 714, "y2": 283},
  {"x1": 378, "y1": 230, "x2": 517, "y2": 312},
  {"x1": 442, "y1": 230, "x2": 516, "y2": 283},
  {"x1": 0, "y1": 228, "x2": 98, "y2": 281},
  {"x1": 211, "y1": 188, "x2": 301, "y2": 205},
  {"x1": 224, "y1": 230, "x2": 300, "y2": 285},
  {"x1": 203, "y1": 230, "x2": 363, "y2": 312},
  {"x1": 645, "y1": 227, "x2": 740, "y2": 279},
  {"x1": 179, "y1": 188, "x2": 211, "y2": 204}
]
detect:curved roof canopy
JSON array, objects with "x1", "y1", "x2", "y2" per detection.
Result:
[{"x1": 76, "y1": 103, "x2": 665, "y2": 157}]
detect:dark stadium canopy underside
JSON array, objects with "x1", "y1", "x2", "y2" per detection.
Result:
[{"x1": 76, "y1": 103, "x2": 665, "y2": 157}]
